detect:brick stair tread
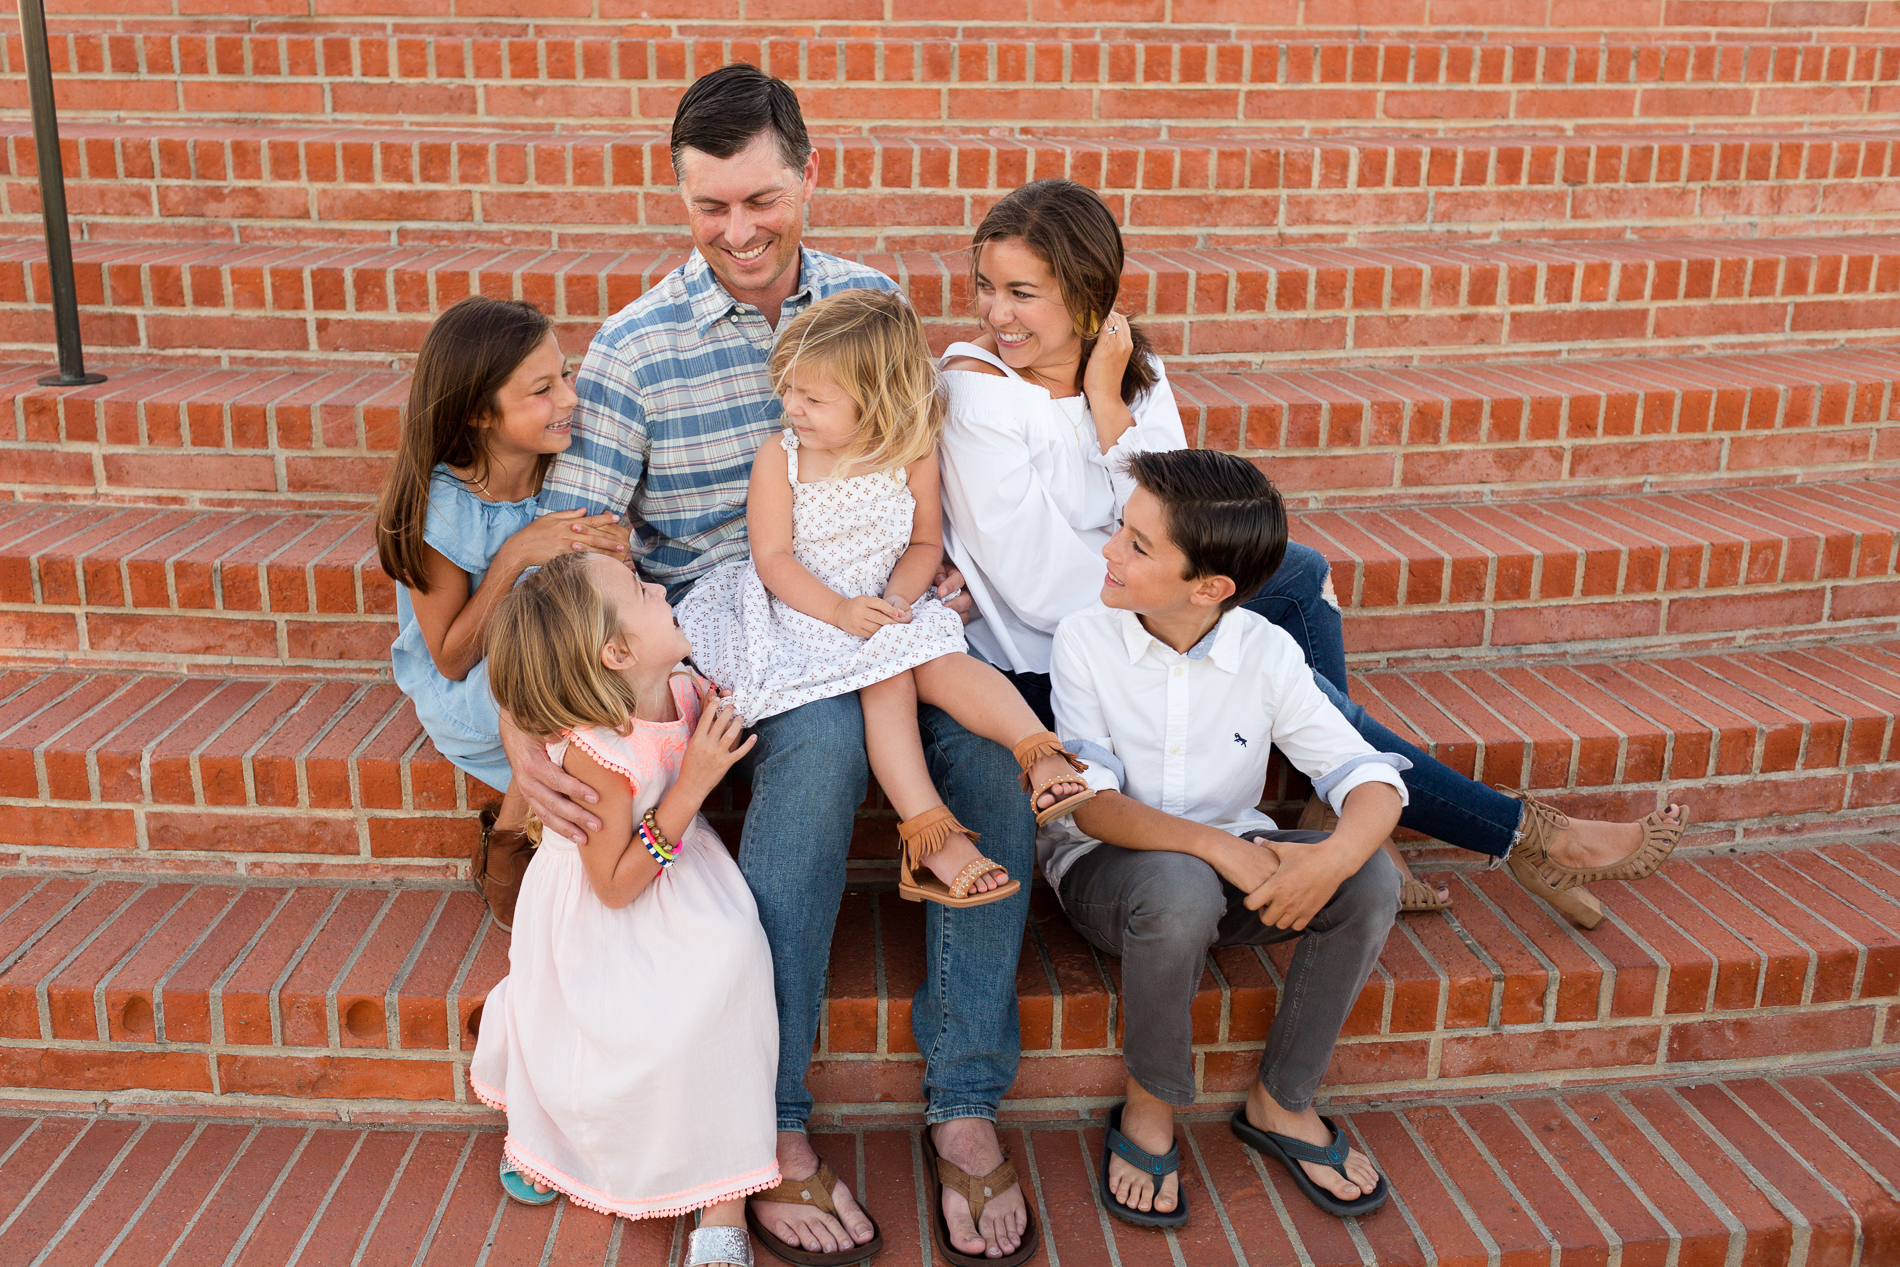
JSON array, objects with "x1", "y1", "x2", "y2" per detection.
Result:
[
  {"x1": 29, "y1": 121, "x2": 1900, "y2": 251},
  {"x1": 13, "y1": 232, "x2": 1900, "y2": 369},
  {"x1": 0, "y1": 831, "x2": 1897, "y2": 1111},
  {"x1": 4, "y1": 632, "x2": 1900, "y2": 866},
  {"x1": 4, "y1": 476, "x2": 1897, "y2": 669},
  {"x1": 5, "y1": 346, "x2": 1895, "y2": 504},
  {"x1": 10, "y1": 1056, "x2": 1900, "y2": 1264},
  {"x1": 5, "y1": 1058, "x2": 1900, "y2": 1265}
]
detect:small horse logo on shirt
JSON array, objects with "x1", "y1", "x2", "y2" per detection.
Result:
[{"x1": 1233, "y1": 733, "x2": 1248, "y2": 747}]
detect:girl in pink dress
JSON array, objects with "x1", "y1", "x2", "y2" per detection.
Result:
[{"x1": 474, "y1": 549, "x2": 775, "y2": 1267}]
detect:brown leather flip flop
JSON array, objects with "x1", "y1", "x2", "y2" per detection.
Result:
[
  {"x1": 920, "y1": 1128, "x2": 1040, "y2": 1267},
  {"x1": 744, "y1": 1160, "x2": 883, "y2": 1266}
]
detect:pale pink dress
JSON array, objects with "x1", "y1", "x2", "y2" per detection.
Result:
[{"x1": 468, "y1": 671, "x2": 780, "y2": 1219}]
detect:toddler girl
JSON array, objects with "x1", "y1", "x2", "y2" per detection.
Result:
[
  {"x1": 374, "y1": 296, "x2": 629, "y2": 930},
  {"x1": 474, "y1": 549, "x2": 777, "y2": 1267},
  {"x1": 677, "y1": 288, "x2": 1090, "y2": 909}
]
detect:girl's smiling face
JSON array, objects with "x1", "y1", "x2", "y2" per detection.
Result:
[
  {"x1": 483, "y1": 331, "x2": 577, "y2": 458},
  {"x1": 973, "y1": 237, "x2": 1082, "y2": 385},
  {"x1": 778, "y1": 363, "x2": 862, "y2": 455}
]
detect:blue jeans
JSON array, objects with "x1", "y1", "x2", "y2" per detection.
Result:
[
  {"x1": 1242, "y1": 541, "x2": 1520, "y2": 859},
  {"x1": 735, "y1": 693, "x2": 1033, "y2": 1132}
]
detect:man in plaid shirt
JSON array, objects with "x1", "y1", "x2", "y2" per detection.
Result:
[{"x1": 500, "y1": 64, "x2": 1037, "y2": 1267}]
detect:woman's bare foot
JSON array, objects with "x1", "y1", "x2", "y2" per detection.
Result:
[
  {"x1": 1381, "y1": 837, "x2": 1449, "y2": 907},
  {"x1": 1544, "y1": 804, "x2": 1684, "y2": 871},
  {"x1": 1027, "y1": 752, "x2": 1087, "y2": 814},
  {"x1": 1108, "y1": 1079, "x2": 1180, "y2": 1215},
  {"x1": 1243, "y1": 1081, "x2": 1379, "y2": 1202},
  {"x1": 934, "y1": 1117, "x2": 1029, "y2": 1259},
  {"x1": 748, "y1": 1131, "x2": 878, "y2": 1258},
  {"x1": 921, "y1": 826, "x2": 1008, "y2": 895}
]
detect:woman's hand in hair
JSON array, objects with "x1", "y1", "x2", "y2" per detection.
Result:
[
  {"x1": 500, "y1": 510, "x2": 628, "y2": 571},
  {"x1": 1082, "y1": 310, "x2": 1137, "y2": 452}
]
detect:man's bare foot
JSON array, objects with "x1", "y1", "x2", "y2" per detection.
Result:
[
  {"x1": 934, "y1": 1117, "x2": 1029, "y2": 1259},
  {"x1": 1108, "y1": 1079, "x2": 1180, "y2": 1215},
  {"x1": 1243, "y1": 1081, "x2": 1379, "y2": 1202},
  {"x1": 1027, "y1": 752, "x2": 1087, "y2": 814},
  {"x1": 1545, "y1": 804, "x2": 1684, "y2": 871},
  {"x1": 1381, "y1": 837, "x2": 1448, "y2": 907},
  {"x1": 921, "y1": 827, "x2": 1008, "y2": 895},
  {"x1": 748, "y1": 1130, "x2": 877, "y2": 1257}
]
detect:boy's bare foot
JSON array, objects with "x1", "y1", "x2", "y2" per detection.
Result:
[
  {"x1": 1381, "y1": 837, "x2": 1449, "y2": 907},
  {"x1": 1027, "y1": 752, "x2": 1087, "y2": 813},
  {"x1": 1544, "y1": 804, "x2": 1684, "y2": 871},
  {"x1": 1242, "y1": 1081, "x2": 1380, "y2": 1202},
  {"x1": 934, "y1": 1117, "x2": 1029, "y2": 1259},
  {"x1": 1108, "y1": 1080, "x2": 1180, "y2": 1215},
  {"x1": 921, "y1": 828, "x2": 1008, "y2": 895},
  {"x1": 749, "y1": 1130, "x2": 877, "y2": 1257}
]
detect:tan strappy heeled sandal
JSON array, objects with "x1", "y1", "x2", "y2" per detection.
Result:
[
  {"x1": 1504, "y1": 790, "x2": 1687, "y2": 931},
  {"x1": 896, "y1": 806, "x2": 1020, "y2": 908},
  {"x1": 1012, "y1": 731, "x2": 1093, "y2": 827}
]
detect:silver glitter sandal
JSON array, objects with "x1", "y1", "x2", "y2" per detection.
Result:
[{"x1": 687, "y1": 1225, "x2": 754, "y2": 1267}]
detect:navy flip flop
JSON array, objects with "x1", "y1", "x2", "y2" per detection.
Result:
[
  {"x1": 1229, "y1": 1110, "x2": 1388, "y2": 1218},
  {"x1": 1100, "y1": 1103, "x2": 1189, "y2": 1228}
]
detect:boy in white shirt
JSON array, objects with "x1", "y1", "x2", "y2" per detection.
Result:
[{"x1": 1044, "y1": 449, "x2": 1408, "y2": 1229}]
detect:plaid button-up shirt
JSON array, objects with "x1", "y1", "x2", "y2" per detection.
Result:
[{"x1": 541, "y1": 246, "x2": 899, "y2": 594}]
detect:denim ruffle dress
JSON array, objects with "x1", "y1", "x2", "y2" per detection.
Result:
[{"x1": 390, "y1": 465, "x2": 539, "y2": 792}]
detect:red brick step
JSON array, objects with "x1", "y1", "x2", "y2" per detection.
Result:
[
  {"x1": 5, "y1": 348, "x2": 1893, "y2": 506},
  {"x1": 21, "y1": 26, "x2": 1899, "y2": 132},
  {"x1": 24, "y1": 122, "x2": 1900, "y2": 253},
  {"x1": 3, "y1": 477, "x2": 1895, "y2": 675},
  {"x1": 0, "y1": 835, "x2": 1895, "y2": 1113},
  {"x1": 6, "y1": 1059, "x2": 1900, "y2": 1266},
  {"x1": 3, "y1": 637, "x2": 1898, "y2": 874},
  {"x1": 8, "y1": 232, "x2": 1900, "y2": 371}
]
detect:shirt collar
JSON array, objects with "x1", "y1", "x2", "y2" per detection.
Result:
[
  {"x1": 1115, "y1": 608, "x2": 1242, "y2": 671},
  {"x1": 685, "y1": 245, "x2": 821, "y2": 334}
]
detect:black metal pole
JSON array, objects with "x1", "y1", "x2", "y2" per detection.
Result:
[{"x1": 18, "y1": 0, "x2": 102, "y2": 388}]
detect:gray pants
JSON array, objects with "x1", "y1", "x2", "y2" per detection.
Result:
[{"x1": 1058, "y1": 831, "x2": 1399, "y2": 1111}]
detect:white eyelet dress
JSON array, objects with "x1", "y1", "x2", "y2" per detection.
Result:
[
  {"x1": 467, "y1": 672, "x2": 780, "y2": 1219},
  {"x1": 675, "y1": 431, "x2": 968, "y2": 724}
]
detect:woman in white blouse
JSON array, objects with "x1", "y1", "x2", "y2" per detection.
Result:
[{"x1": 936, "y1": 179, "x2": 1685, "y2": 928}]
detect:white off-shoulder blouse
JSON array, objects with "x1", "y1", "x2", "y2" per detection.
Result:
[{"x1": 937, "y1": 341, "x2": 1187, "y2": 675}]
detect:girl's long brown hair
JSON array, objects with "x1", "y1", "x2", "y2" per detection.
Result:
[
  {"x1": 375, "y1": 296, "x2": 555, "y2": 593},
  {"x1": 970, "y1": 179, "x2": 1158, "y2": 406}
]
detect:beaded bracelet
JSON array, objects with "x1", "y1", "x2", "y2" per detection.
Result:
[{"x1": 638, "y1": 808, "x2": 678, "y2": 868}]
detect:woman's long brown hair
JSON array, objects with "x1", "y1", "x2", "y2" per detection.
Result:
[
  {"x1": 374, "y1": 296, "x2": 555, "y2": 594},
  {"x1": 970, "y1": 179, "x2": 1159, "y2": 406}
]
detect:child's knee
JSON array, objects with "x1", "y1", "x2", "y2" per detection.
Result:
[
  {"x1": 1333, "y1": 847, "x2": 1402, "y2": 926},
  {"x1": 1127, "y1": 853, "x2": 1226, "y2": 943}
]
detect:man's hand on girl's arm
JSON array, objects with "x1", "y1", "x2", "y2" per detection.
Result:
[
  {"x1": 499, "y1": 710, "x2": 601, "y2": 840},
  {"x1": 1243, "y1": 781, "x2": 1402, "y2": 931}
]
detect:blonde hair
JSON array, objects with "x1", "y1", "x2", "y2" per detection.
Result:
[
  {"x1": 769, "y1": 288, "x2": 945, "y2": 476},
  {"x1": 485, "y1": 552, "x2": 640, "y2": 742}
]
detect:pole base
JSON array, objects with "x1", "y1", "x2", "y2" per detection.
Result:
[{"x1": 36, "y1": 370, "x2": 106, "y2": 388}]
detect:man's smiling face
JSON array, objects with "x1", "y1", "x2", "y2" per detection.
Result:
[{"x1": 676, "y1": 131, "x2": 817, "y2": 309}]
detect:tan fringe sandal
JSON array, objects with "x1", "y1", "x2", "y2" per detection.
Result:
[
  {"x1": 1012, "y1": 731, "x2": 1093, "y2": 827},
  {"x1": 1297, "y1": 793, "x2": 1449, "y2": 913},
  {"x1": 1504, "y1": 790, "x2": 1687, "y2": 931},
  {"x1": 896, "y1": 806, "x2": 1021, "y2": 908}
]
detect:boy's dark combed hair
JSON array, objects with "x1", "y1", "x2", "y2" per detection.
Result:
[
  {"x1": 1125, "y1": 450, "x2": 1287, "y2": 614},
  {"x1": 669, "y1": 62, "x2": 811, "y2": 177}
]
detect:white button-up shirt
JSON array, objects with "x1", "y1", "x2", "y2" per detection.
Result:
[{"x1": 1040, "y1": 604, "x2": 1411, "y2": 892}]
